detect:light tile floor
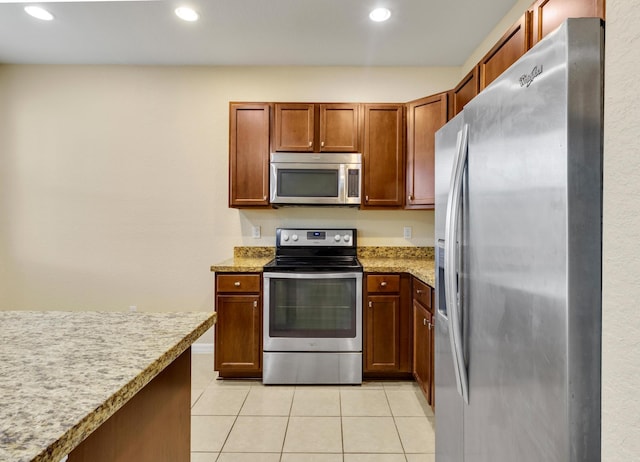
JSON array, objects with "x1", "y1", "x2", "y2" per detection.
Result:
[{"x1": 191, "y1": 353, "x2": 435, "y2": 462}]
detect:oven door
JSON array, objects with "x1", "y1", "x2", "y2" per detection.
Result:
[{"x1": 263, "y1": 271, "x2": 363, "y2": 352}]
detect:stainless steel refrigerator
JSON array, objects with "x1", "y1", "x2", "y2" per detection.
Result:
[{"x1": 434, "y1": 18, "x2": 603, "y2": 462}]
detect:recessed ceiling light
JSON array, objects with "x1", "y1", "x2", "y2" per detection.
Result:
[
  {"x1": 24, "y1": 5, "x2": 54, "y2": 21},
  {"x1": 369, "y1": 7, "x2": 391, "y2": 22},
  {"x1": 175, "y1": 6, "x2": 199, "y2": 22}
]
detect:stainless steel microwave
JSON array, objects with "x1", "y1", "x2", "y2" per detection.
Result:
[{"x1": 269, "y1": 152, "x2": 361, "y2": 206}]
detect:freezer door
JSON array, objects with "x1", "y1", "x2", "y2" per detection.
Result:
[
  {"x1": 461, "y1": 19, "x2": 602, "y2": 462},
  {"x1": 434, "y1": 113, "x2": 464, "y2": 462}
]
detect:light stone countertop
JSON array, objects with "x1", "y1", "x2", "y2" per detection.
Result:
[
  {"x1": 0, "y1": 310, "x2": 215, "y2": 462},
  {"x1": 359, "y1": 257, "x2": 435, "y2": 287},
  {"x1": 210, "y1": 246, "x2": 435, "y2": 287}
]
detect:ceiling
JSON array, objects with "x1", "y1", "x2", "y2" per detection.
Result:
[{"x1": 0, "y1": 0, "x2": 519, "y2": 66}]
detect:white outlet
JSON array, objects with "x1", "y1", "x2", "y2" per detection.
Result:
[
  {"x1": 403, "y1": 226, "x2": 412, "y2": 239},
  {"x1": 252, "y1": 225, "x2": 261, "y2": 239},
  {"x1": 129, "y1": 305, "x2": 137, "y2": 312}
]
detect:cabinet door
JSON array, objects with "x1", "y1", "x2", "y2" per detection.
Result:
[
  {"x1": 229, "y1": 103, "x2": 270, "y2": 208},
  {"x1": 452, "y1": 68, "x2": 479, "y2": 116},
  {"x1": 365, "y1": 295, "x2": 401, "y2": 372},
  {"x1": 319, "y1": 103, "x2": 359, "y2": 152},
  {"x1": 479, "y1": 13, "x2": 530, "y2": 91},
  {"x1": 529, "y1": 0, "x2": 605, "y2": 47},
  {"x1": 413, "y1": 300, "x2": 431, "y2": 401},
  {"x1": 214, "y1": 294, "x2": 261, "y2": 373},
  {"x1": 362, "y1": 104, "x2": 405, "y2": 208},
  {"x1": 274, "y1": 103, "x2": 315, "y2": 152},
  {"x1": 406, "y1": 93, "x2": 448, "y2": 209}
]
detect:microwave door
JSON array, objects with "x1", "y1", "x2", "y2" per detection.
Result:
[{"x1": 271, "y1": 163, "x2": 343, "y2": 205}]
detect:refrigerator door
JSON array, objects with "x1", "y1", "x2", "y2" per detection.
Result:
[
  {"x1": 434, "y1": 112, "x2": 464, "y2": 462},
  {"x1": 461, "y1": 19, "x2": 602, "y2": 462}
]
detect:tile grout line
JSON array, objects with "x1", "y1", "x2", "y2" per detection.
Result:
[
  {"x1": 384, "y1": 386, "x2": 410, "y2": 461},
  {"x1": 213, "y1": 380, "x2": 252, "y2": 461},
  {"x1": 277, "y1": 385, "x2": 296, "y2": 461}
]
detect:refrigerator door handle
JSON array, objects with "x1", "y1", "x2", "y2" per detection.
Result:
[{"x1": 444, "y1": 123, "x2": 470, "y2": 404}]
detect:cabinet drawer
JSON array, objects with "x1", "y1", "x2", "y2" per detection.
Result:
[
  {"x1": 217, "y1": 274, "x2": 261, "y2": 293},
  {"x1": 366, "y1": 274, "x2": 400, "y2": 293},
  {"x1": 413, "y1": 278, "x2": 432, "y2": 311}
]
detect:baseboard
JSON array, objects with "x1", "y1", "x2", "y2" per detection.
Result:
[{"x1": 191, "y1": 343, "x2": 214, "y2": 354}]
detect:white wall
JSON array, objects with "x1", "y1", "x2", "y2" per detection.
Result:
[
  {"x1": 0, "y1": 65, "x2": 457, "y2": 315},
  {"x1": 602, "y1": 0, "x2": 640, "y2": 458}
]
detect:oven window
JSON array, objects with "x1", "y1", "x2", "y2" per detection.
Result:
[
  {"x1": 269, "y1": 277, "x2": 356, "y2": 338},
  {"x1": 277, "y1": 169, "x2": 339, "y2": 197}
]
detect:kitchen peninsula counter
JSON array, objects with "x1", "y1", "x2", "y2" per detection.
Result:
[{"x1": 0, "y1": 310, "x2": 215, "y2": 462}]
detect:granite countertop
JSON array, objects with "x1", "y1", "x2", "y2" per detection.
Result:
[
  {"x1": 357, "y1": 247, "x2": 435, "y2": 287},
  {"x1": 0, "y1": 310, "x2": 215, "y2": 462},
  {"x1": 211, "y1": 246, "x2": 435, "y2": 287},
  {"x1": 210, "y1": 246, "x2": 274, "y2": 273}
]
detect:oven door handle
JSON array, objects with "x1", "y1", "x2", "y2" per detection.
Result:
[{"x1": 263, "y1": 271, "x2": 364, "y2": 280}]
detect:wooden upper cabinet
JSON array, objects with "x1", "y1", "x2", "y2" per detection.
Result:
[
  {"x1": 529, "y1": 0, "x2": 605, "y2": 47},
  {"x1": 228, "y1": 103, "x2": 270, "y2": 208},
  {"x1": 406, "y1": 93, "x2": 448, "y2": 209},
  {"x1": 362, "y1": 104, "x2": 405, "y2": 208},
  {"x1": 319, "y1": 103, "x2": 359, "y2": 152},
  {"x1": 274, "y1": 103, "x2": 315, "y2": 152},
  {"x1": 274, "y1": 103, "x2": 359, "y2": 152},
  {"x1": 479, "y1": 13, "x2": 531, "y2": 91},
  {"x1": 452, "y1": 67, "x2": 479, "y2": 116}
]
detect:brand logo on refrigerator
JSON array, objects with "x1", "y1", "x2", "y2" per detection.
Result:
[{"x1": 519, "y1": 65, "x2": 543, "y2": 87}]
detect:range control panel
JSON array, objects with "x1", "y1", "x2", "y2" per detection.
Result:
[{"x1": 276, "y1": 228, "x2": 356, "y2": 247}]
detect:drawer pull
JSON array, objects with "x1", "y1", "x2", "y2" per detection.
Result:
[
  {"x1": 423, "y1": 318, "x2": 427, "y2": 326},
  {"x1": 234, "y1": 281, "x2": 241, "y2": 287},
  {"x1": 253, "y1": 300, "x2": 257, "y2": 308},
  {"x1": 368, "y1": 301, "x2": 373, "y2": 308},
  {"x1": 416, "y1": 289, "x2": 423, "y2": 294},
  {"x1": 380, "y1": 281, "x2": 387, "y2": 287}
]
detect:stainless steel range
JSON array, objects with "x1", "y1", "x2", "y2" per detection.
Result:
[{"x1": 262, "y1": 228, "x2": 363, "y2": 385}]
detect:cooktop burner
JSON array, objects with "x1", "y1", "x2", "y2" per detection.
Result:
[{"x1": 263, "y1": 228, "x2": 362, "y2": 273}]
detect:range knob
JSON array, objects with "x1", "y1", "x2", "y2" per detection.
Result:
[
  {"x1": 334, "y1": 234, "x2": 341, "y2": 242},
  {"x1": 292, "y1": 234, "x2": 299, "y2": 242},
  {"x1": 282, "y1": 233, "x2": 289, "y2": 242},
  {"x1": 343, "y1": 234, "x2": 351, "y2": 243}
]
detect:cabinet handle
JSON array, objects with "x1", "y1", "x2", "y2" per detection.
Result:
[
  {"x1": 263, "y1": 195, "x2": 267, "y2": 201},
  {"x1": 368, "y1": 301, "x2": 373, "y2": 308},
  {"x1": 380, "y1": 281, "x2": 387, "y2": 287},
  {"x1": 308, "y1": 141, "x2": 312, "y2": 147},
  {"x1": 408, "y1": 195, "x2": 413, "y2": 201},
  {"x1": 423, "y1": 318, "x2": 427, "y2": 326},
  {"x1": 321, "y1": 141, "x2": 325, "y2": 147},
  {"x1": 253, "y1": 300, "x2": 257, "y2": 308},
  {"x1": 428, "y1": 321, "x2": 432, "y2": 331},
  {"x1": 416, "y1": 289, "x2": 423, "y2": 294},
  {"x1": 365, "y1": 195, "x2": 369, "y2": 202},
  {"x1": 234, "y1": 281, "x2": 241, "y2": 287}
]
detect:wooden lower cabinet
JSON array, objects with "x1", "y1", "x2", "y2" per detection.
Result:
[
  {"x1": 412, "y1": 277, "x2": 435, "y2": 408},
  {"x1": 214, "y1": 273, "x2": 262, "y2": 378},
  {"x1": 364, "y1": 273, "x2": 412, "y2": 377}
]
